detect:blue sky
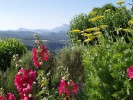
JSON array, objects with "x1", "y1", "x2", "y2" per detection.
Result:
[{"x1": 0, "y1": 0, "x2": 131, "y2": 30}]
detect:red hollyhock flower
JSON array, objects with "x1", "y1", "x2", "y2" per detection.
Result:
[
  {"x1": 127, "y1": 66, "x2": 133, "y2": 79},
  {"x1": 5, "y1": 93, "x2": 16, "y2": 100},
  {"x1": 0, "y1": 95, "x2": 4, "y2": 100},
  {"x1": 67, "y1": 81, "x2": 78, "y2": 94},
  {"x1": 58, "y1": 79, "x2": 66, "y2": 95},
  {"x1": 58, "y1": 79, "x2": 78, "y2": 97},
  {"x1": 20, "y1": 93, "x2": 33, "y2": 100},
  {"x1": 14, "y1": 69, "x2": 36, "y2": 99},
  {"x1": 32, "y1": 44, "x2": 48, "y2": 68}
]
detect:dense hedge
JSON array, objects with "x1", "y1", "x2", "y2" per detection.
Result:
[{"x1": 0, "y1": 38, "x2": 27, "y2": 71}]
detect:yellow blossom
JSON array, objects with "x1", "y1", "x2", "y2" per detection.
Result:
[
  {"x1": 89, "y1": 18, "x2": 97, "y2": 22},
  {"x1": 94, "y1": 32, "x2": 102, "y2": 36},
  {"x1": 85, "y1": 27, "x2": 100, "y2": 32},
  {"x1": 116, "y1": 0, "x2": 124, "y2": 5},
  {"x1": 128, "y1": 19, "x2": 133, "y2": 25},
  {"x1": 77, "y1": 40, "x2": 81, "y2": 42},
  {"x1": 84, "y1": 35, "x2": 95, "y2": 42},
  {"x1": 118, "y1": 28, "x2": 123, "y2": 31},
  {"x1": 81, "y1": 33, "x2": 88, "y2": 36},
  {"x1": 71, "y1": 29, "x2": 81, "y2": 33},
  {"x1": 89, "y1": 11, "x2": 97, "y2": 16},
  {"x1": 99, "y1": 25, "x2": 108, "y2": 29},
  {"x1": 89, "y1": 16, "x2": 104, "y2": 22},
  {"x1": 87, "y1": 35, "x2": 96, "y2": 40},
  {"x1": 123, "y1": 29, "x2": 131, "y2": 32},
  {"x1": 84, "y1": 39, "x2": 92, "y2": 42},
  {"x1": 84, "y1": 34, "x2": 92, "y2": 37},
  {"x1": 104, "y1": 9, "x2": 111, "y2": 13}
]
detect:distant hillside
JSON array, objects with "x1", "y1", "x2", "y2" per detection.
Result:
[{"x1": 0, "y1": 24, "x2": 70, "y2": 51}]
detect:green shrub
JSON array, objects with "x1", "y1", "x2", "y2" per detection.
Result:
[
  {"x1": 83, "y1": 38, "x2": 133, "y2": 99},
  {"x1": 0, "y1": 38, "x2": 27, "y2": 71},
  {"x1": 0, "y1": 66, "x2": 19, "y2": 98},
  {"x1": 53, "y1": 45, "x2": 86, "y2": 99},
  {"x1": 68, "y1": 3, "x2": 132, "y2": 44}
]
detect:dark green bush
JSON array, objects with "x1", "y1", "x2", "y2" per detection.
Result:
[
  {"x1": 0, "y1": 38, "x2": 27, "y2": 71},
  {"x1": 83, "y1": 38, "x2": 133, "y2": 99}
]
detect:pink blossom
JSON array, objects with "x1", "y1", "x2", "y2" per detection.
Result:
[
  {"x1": 20, "y1": 93, "x2": 33, "y2": 100},
  {"x1": 127, "y1": 66, "x2": 133, "y2": 79},
  {"x1": 58, "y1": 80, "x2": 78, "y2": 97},
  {"x1": 5, "y1": 93, "x2": 16, "y2": 100},
  {"x1": 58, "y1": 79, "x2": 66, "y2": 95},
  {"x1": 14, "y1": 69, "x2": 36, "y2": 94},
  {"x1": 32, "y1": 44, "x2": 49, "y2": 68},
  {"x1": 0, "y1": 95, "x2": 4, "y2": 100}
]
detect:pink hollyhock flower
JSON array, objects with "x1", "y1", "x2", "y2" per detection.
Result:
[
  {"x1": 58, "y1": 80, "x2": 78, "y2": 97},
  {"x1": 127, "y1": 66, "x2": 133, "y2": 79},
  {"x1": 32, "y1": 44, "x2": 49, "y2": 68},
  {"x1": 0, "y1": 95, "x2": 4, "y2": 100},
  {"x1": 58, "y1": 79, "x2": 66, "y2": 95},
  {"x1": 5, "y1": 93, "x2": 16, "y2": 100},
  {"x1": 20, "y1": 93, "x2": 33, "y2": 100},
  {"x1": 67, "y1": 81, "x2": 78, "y2": 94},
  {"x1": 14, "y1": 69, "x2": 36, "y2": 94}
]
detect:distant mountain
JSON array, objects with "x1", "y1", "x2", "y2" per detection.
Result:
[
  {"x1": 0, "y1": 24, "x2": 70, "y2": 51},
  {"x1": 51, "y1": 24, "x2": 69, "y2": 33},
  {"x1": 16, "y1": 24, "x2": 69, "y2": 34},
  {"x1": 17, "y1": 28, "x2": 51, "y2": 34}
]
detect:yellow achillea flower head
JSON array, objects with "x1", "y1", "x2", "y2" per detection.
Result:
[
  {"x1": 87, "y1": 35, "x2": 96, "y2": 39},
  {"x1": 84, "y1": 34, "x2": 92, "y2": 37},
  {"x1": 84, "y1": 35, "x2": 95, "y2": 42},
  {"x1": 123, "y1": 29, "x2": 131, "y2": 33},
  {"x1": 84, "y1": 39, "x2": 92, "y2": 42},
  {"x1": 77, "y1": 40, "x2": 81, "y2": 42},
  {"x1": 118, "y1": 28, "x2": 123, "y2": 31},
  {"x1": 116, "y1": 0, "x2": 124, "y2": 5},
  {"x1": 89, "y1": 11, "x2": 97, "y2": 16},
  {"x1": 85, "y1": 27, "x2": 100, "y2": 32},
  {"x1": 81, "y1": 33, "x2": 88, "y2": 36},
  {"x1": 94, "y1": 32, "x2": 102, "y2": 36},
  {"x1": 89, "y1": 18, "x2": 97, "y2": 22},
  {"x1": 99, "y1": 25, "x2": 108, "y2": 29},
  {"x1": 128, "y1": 19, "x2": 133, "y2": 25},
  {"x1": 71, "y1": 29, "x2": 81, "y2": 33},
  {"x1": 104, "y1": 9, "x2": 111, "y2": 13},
  {"x1": 89, "y1": 16, "x2": 104, "y2": 22}
]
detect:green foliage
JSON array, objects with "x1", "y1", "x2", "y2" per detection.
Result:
[
  {"x1": 68, "y1": 3, "x2": 132, "y2": 44},
  {"x1": 0, "y1": 65, "x2": 19, "y2": 98},
  {"x1": 83, "y1": 38, "x2": 133, "y2": 99},
  {"x1": 53, "y1": 45, "x2": 86, "y2": 99},
  {"x1": 0, "y1": 38, "x2": 27, "y2": 71},
  {"x1": 54, "y1": 45, "x2": 84, "y2": 82}
]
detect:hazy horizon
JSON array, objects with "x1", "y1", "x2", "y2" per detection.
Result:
[{"x1": 0, "y1": 0, "x2": 130, "y2": 30}]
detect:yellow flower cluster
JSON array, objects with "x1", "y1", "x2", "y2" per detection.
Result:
[
  {"x1": 118, "y1": 28, "x2": 133, "y2": 33},
  {"x1": 89, "y1": 16, "x2": 104, "y2": 22},
  {"x1": 89, "y1": 11, "x2": 97, "y2": 16},
  {"x1": 128, "y1": 19, "x2": 133, "y2": 25},
  {"x1": 123, "y1": 29, "x2": 131, "y2": 33},
  {"x1": 118, "y1": 28, "x2": 123, "y2": 31},
  {"x1": 116, "y1": 0, "x2": 124, "y2": 5},
  {"x1": 104, "y1": 9, "x2": 111, "y2": 13},
  {"x1": 82, "y1": 31, "x2": 102, "y2": 42},
  {"x1": 99, "y1": 25, "x2": 108, "y2": 29},
  {"x1": 85, "y1": 27, "x2": 100, "y2": 32},
  {"x1": 71, "y1": 29, "x2": 81, "y2": 33}
]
